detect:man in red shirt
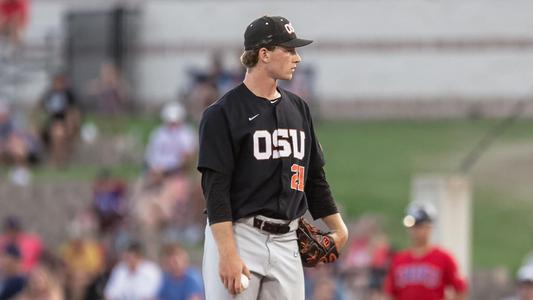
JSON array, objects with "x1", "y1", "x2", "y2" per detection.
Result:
[{"x1": 384, "y1": 202, "x2": 467, "y2": 300}]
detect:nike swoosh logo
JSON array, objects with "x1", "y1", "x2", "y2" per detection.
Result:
[{"x1": 248, "y1": 114, "x2": 260, "y2": 121}]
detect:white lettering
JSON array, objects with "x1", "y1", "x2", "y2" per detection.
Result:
[
  {"x1": 290, "y1": 129, "x2": 305, "y2": 160},
  {"x1": 253, "y1": 130, "x2": 272, "y2": 160},
  {"x1": 284, "y1": 23, "x2": 295, "y2": 34},
  {"x1": 253, "y1": 129, "x2": 305, "y2": 160}
]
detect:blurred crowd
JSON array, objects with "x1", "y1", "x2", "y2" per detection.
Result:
[{"x1": 0, "y1": 215, "x2": 204, "y2": 300}]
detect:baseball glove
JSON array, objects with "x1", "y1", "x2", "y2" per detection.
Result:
[{"x1": 296, "y1": 218, "x2": 339, "y2": 267}]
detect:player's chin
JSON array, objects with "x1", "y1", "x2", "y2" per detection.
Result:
[{"x1": 281, "y1": 73, "x2": 294, "y2": 80}]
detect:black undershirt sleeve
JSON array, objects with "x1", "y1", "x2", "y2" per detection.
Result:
[
  {"x1": 304, "y1": 101, "x2": 339, "y2": 220},
  {"x1": 305, "y1": 166, "x2": 339, "y2": 220},
  {"x1": 201, "y1": 168, "x2": 233, "y2": 225}
]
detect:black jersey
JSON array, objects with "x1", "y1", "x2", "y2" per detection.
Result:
[{"x1": 198, "y1": 83, "x2": 336, "y2": 222}]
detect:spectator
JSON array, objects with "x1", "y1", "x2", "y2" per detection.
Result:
[
  {"x1": 0, "y1": 0, "x2": 28, "y2": 55},
  {"x1": 38, "y1": 72, "x2": 81, "y2": 166},
  {"x1": 341, "y1": 216, "x2": 392, "y2": 299},
  {"x1": 206, "y1": 51, "x2": 241, "y2": 95},
  {"x1": 15, "y1": 265, "x2": 64, "y2": 300},
  {"x1": 311, "y1": 278, "x2": 337, "y2": 300},
  {"x1": 305, "y1": 265, "x2": 343, "y2": 300},
  {"x1": 136, "y1": 101, "x2": 198, "y2": 256},
  {"x1": 157, "y1": 244, "x2": 203, "y2": 300},
  {"x1": 104, "y1": 240, "x2": 162, "y2": 300},
  {"x1": 82, "y1": 250, "x2": 118, "y2": 300},
  {"x1": 0, "y1": 216, "x2": 43, "y2": 273},
  {"x1": 181, "y1": 74, "x2": 219, "y2": 124},
  {"x1": 144, "y1": 101, "x2": 196, "y2": 182},
  {"x1": 92, "y1": 169, "x2": 128, "y2": 236},
  {"x1": 58, "y1": 226, "x2": 104, "y2": 300},
  {"x1": 0, "y1": 101, "x2": 40, "y2": 186},
  {"x1": 181, "y1": 51, "x2": 244, "y2": 123},
  {"x1": 0, "y1": 244, "x2": 27, "y2": 299},
  {"x1": 502, "y1": 263, "x2": 533, "y2": 300},
  {"x1": 87, "y1": 62, "x2": 130, "y2": 115}
]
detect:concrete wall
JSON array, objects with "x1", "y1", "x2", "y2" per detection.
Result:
[{"x1": 17, "y1": 0, "x2": 533, "y2": 117}]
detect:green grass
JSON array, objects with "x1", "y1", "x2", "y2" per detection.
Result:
[
  {"x1": 33, "y1": 163, "x2": 143, "y2": 182},
  {"x1": 315, "y1": 119, "x2": 533, "y2": 270},
  {"x1": 33, "y1": 117, "x2": 533, "y2": 270}
]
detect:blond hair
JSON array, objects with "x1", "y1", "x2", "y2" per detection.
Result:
[{"x1": 240, "y1": 46, "x2": 276, "y2": 69}]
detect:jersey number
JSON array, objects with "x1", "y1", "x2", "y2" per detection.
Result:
[{"x1": 291, "y1": 164, "x2": 305, "y2": 192}]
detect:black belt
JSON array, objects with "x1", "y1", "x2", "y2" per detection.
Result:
[{"x1": 253, "y1": 217, "x2": 291, "y2": 234}]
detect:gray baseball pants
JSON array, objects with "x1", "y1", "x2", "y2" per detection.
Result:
[{"x1": 202, "y1": 216, "x2": 304, "y2": 300}]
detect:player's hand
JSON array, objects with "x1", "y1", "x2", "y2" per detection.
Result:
[{"x1": 219, "y1": 253, "x2": 251, "y2": 295}]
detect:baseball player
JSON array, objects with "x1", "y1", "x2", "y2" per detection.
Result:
[
  {"x1": 197, "y1": 15, "x2": 348, "y2": 300},
  {"x1": 384, "y1": 202, "x2": 467, "y2": 300}
]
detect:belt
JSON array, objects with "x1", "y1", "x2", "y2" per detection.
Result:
[{"x1": 240, "y1": 216, "x2": 299, "y2": 235}]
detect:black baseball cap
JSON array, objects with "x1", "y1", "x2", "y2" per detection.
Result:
[
  {"x1": 244, "y1": 16, "x2": 313, "y2": 50},
  {"x1": 403, "y1": 202, "x2": 436, "y2": 228}
]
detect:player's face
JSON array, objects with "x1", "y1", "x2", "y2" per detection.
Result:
[
  {"x1": 408, "y1": 223, "x2": 432, "y2": 246},
  {"x1": 266, "y1": 46, "x2": 301, "y2": 80}
]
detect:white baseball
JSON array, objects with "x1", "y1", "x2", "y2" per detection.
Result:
[{"x1": 240, "y1": 273, "x2": 250, "y2": 290}]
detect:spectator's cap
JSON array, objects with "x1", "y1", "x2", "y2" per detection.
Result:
[
  {"x1": 161, "y1": 102, "x2": 185, "y2": 123},
  {"x1": 244, "y1": 16, "x2": 313, "y2": 51},
  {"x1": 518, "y1": 264, "x2": 533, "y2": 283},
  {"x1": 3, "y1": 216, "x2": 22, "y2": 231},
  {"x1": 403, "y1": 201, "x2": 437, "y2": 228},
  {"x1": 3, "y1": 243, "x2": 21, "y2": 259}
]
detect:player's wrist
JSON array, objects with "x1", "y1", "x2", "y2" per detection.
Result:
[
  {"x1": 218, "y1": 247, "x2": 239, "y2": 259},
  {"x1": 331, "y1": 228, "x2": 348, "y2": 249}
]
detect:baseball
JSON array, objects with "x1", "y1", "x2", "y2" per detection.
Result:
[{"x1": 240, "y1": 273, "x2": 250, "y2": 290}]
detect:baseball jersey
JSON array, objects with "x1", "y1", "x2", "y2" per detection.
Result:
[
  {"x1": 384, "y1": 246, "x2": 467, "y2": 300},
  {"x1": 197, "y1": 83, "x2": 337, "y2": 224}
]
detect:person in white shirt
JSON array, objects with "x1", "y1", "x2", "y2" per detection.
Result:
[
  {"x1": 144, "y1": 101, "x2": 196, "y2": 184},
  {"x1": 104, "y1": 241, "x2": 162, "y2": 300},
  {"x1": 136, "y1": 102, "x2": 199, "y2": 258}
]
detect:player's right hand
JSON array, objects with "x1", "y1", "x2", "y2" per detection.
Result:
[{"x1": 219, "y1": 253, "x2": 251, "y2": 295}]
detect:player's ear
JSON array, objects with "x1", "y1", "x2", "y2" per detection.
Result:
[{"x1": 258, "y1": 47, "x2": 271, "y2": 63}]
